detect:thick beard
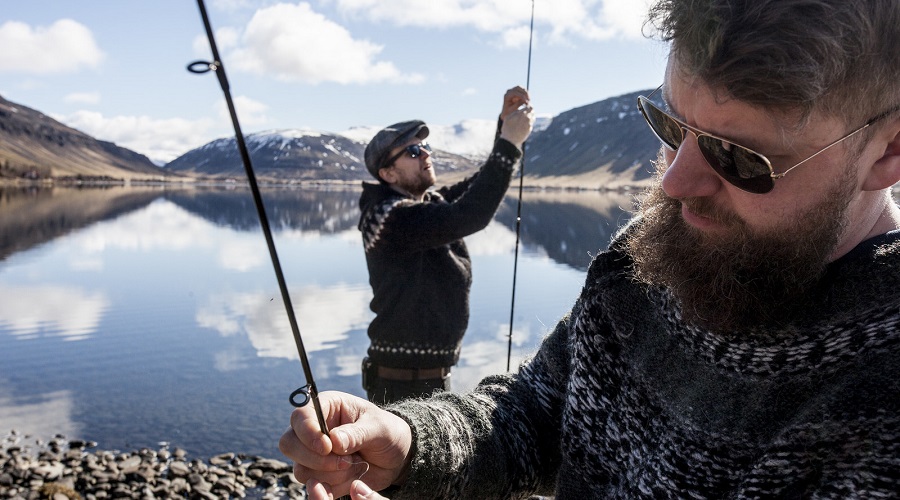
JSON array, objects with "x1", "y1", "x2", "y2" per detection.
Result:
[
  {"x1": 394, "y1": 168, "x2": 435, "y2": 199},
  {"x1": 625, "y1": 153, "x2": 854, "y2": 332}
]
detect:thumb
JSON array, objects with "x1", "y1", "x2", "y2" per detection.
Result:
[
  {"x1": 331, "y1": 422, "x2": 371, "y2": 455},
  {"x1": 351, "y1": 479, "x2": 388, "y2": 500}
]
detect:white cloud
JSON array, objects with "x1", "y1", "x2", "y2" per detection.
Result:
[
  {"x1": 330, "y1": 0, "x2": 651, "y2": 47},
  {"x1": 56, "y1": 110, "x2": 218, "y2": 163},
  {"x1": 337, "y1": 118, "x2": 499, "y2": 157},
  {"x1": 229, "y1": 2, "x2": 424, "y2": 84},
  {"x1": 210, "y1": 0, "x2": 257, "y2": 11},
  {"x1": 499, "y1": 24, "x2": 533, "y2": 49},
  {"x1": 427, "y1": 119, "x2": 498, "y2": 157},
  {"x1": 216, "y1": 94, "x2": 270, "y2": 127},
  {"x1": 192, "y1": 26, "x2": 241, "y2": 56},
  {"x1": 64, "y1": 91, "x2": 101, "y2": 105},
  {"x1": 0, "y1": 19, "x2": 104, "y2": 74}
]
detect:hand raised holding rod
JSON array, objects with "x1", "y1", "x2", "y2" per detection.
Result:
[{"x1": 499, "y1": 86, "x2": 535, "y2": 149}]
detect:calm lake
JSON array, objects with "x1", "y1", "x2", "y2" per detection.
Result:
[{"x1": 0, "y1": 184, "x2": 637, "y2": 461}]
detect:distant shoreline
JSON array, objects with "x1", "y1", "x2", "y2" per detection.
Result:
[
  {"x1": 4, "y1": 176, "x2": 897, "y2": 196},
  {"x1": 0, "y1": 176, "x2": 648, "y2": 193}
]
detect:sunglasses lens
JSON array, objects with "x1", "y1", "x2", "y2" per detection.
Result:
[
  {"x1": 640, "y1": 97, "x2": 683, "y2": 151},
  {"x1": 696, "y1": 136, "x2": 774, "y2": 194},
  {"x1": 639, "y1": 95, "x2": 775, "y2": 194},
  {"x1": 407, "y1": 143, "x2": 432, "y2": 158}
]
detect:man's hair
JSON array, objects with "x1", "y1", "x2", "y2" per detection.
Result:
[{"x1": 647, "y1": 0, "x2": 900, "y2": 130}]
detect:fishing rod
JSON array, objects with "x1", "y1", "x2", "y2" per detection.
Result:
[
  {"x1": 507, "y1": 0, "x2": 536, "y2": 372},
  {"x1": 187, "y1": 0, "x2": 329, "y2": 435}
]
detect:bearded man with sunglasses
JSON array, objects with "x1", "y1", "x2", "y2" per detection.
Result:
[
  {"x1": 281, "y1": 1, "x2": 900, "y2": 498},
  {"x1": 356, "y1": 86, "x2": 534, "y2": 405}
]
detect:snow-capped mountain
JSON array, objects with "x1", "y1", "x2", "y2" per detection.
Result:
[
  {"x1": 164, "y1": 89, "x2": 659, "y2": 187},
  {"x1": 165, "y1": 127, "x2": 482, "y2": 182}
]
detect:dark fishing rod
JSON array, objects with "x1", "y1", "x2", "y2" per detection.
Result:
[
  {"x1": 187, "y1": 0, "x2": 328, "y2": 435},
  {"x1": 507, "y1": 0, "x2": 536, "y2": 372}
]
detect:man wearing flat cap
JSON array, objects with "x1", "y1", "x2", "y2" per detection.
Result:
[{"x1": 358, "y1": 86, "x2": 534, "y2": 404}]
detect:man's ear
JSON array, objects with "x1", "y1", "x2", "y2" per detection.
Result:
[
  {"x1": 862, "y1": 119, "x2": 900, "y2": 191},
  {"x1": 378, "y1": 166, "x2": 395, "y2": 184}
]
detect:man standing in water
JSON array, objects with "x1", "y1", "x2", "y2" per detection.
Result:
[
  {"x1": 357, "y1": 87, "x2": 533, "y2": 405},
  {"x1": 281, "y1": 0, "x2": 900, "y2": 497}
]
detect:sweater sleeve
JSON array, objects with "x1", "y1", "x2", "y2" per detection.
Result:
[
  {"x1": 385, "y1": 311, "x2": 575, "y2": 499},
  {"x1": 370, "y1": 137, "x2": 521, "y2": 255}
]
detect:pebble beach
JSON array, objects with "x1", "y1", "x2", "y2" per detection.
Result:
[{"x1": 0, "y1": 431, "x2": 306, "y2": 499}]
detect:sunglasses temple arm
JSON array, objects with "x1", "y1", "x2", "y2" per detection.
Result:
[{"x1": 773, "y1": 123, "x2": 872, "y2": 179}]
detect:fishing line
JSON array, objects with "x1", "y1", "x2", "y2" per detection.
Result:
[
  {"x1": 188, "y1": 0, "x2": 329, "y2": 435},
  {"x1": 341, "y1": 457, "x2": 371, "y2": 480},
  {"x1": 507, "y1": 0, "x2": 536, "y2": 372}
]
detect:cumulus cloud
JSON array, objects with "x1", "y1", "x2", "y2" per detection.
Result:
[
  {"x1": 216, "y1": 94, "x2": 270, "y2": 127},
  {"x1": 210, "y1": 0, "x2": 255, "y2": 10},
  {"x1": 192, "y1": 26, "x2": 241, "y2": 56},
  {"x1": 330, "y1": 0, "x2": 651, "y2": 47},
  {"x1": 228, "y1": 2, "x2": 424, "y2": 84},
  {"x1": 64, "y1": 91, "x2": 101, "y2": 105},
  {"x1": 0, "y1": 19, "x2": 104, "y2": 74},
  {"x1": 56, "y1": 110, "x2": 218, "y2": 163}
]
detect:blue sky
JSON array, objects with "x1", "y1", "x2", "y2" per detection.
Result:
[{"x1": 0, "y1": 0, "x2": 668, "y2": 164}]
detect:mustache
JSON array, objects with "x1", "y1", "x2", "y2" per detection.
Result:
[
  {"x1": 646, "y1": 154, "x2": 741, "y2": 228},
  {"x1": 681, "y1": 196, "x2": 742, "y2": 227}
]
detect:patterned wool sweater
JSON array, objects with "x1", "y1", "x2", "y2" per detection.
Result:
[
  {"x1": 358, "y1": 138, "x2": 521, "y2": 369},
  {"x1": 388, "y1": 229, "x2": 900, "y2": 498}
]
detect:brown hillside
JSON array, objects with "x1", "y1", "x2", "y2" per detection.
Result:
[{"x1": 0, "y1": 94, "x2": 172, "y2": 181}]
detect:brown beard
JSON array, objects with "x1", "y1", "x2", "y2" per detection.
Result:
[{"x1": 625, "y1": 152, "x2": 855, "y2": 331}]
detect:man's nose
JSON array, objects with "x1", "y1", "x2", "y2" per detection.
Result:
[{"x1": 660, "y1": 128, "x2": 723, "y2": 199}]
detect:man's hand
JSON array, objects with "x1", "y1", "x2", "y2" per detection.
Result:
[
  {"x1": 500, "y1": 86, "x2": 530, "y2": 121},
  {"x1": 279, "y1": 391, "x2": 413, "y2": 500},
  {"x1": 499, "y1": 104, "x2": 535, "y2": 149}
]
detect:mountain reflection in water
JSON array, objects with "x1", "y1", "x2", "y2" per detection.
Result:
[{"x1": 0, "y1": 184, "x2": 633, "y2": 459}]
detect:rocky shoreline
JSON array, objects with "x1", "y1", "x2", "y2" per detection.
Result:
[{"x1": 0, "y1": 431, "x2": 306, "y2": 499}]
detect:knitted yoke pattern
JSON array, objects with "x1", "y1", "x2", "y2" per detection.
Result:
[
  {"x1": 358, "y1": 139, "x2": 521, "y2": 369},
  {"x1": 388, "y1": 231, "x2": 900, "y2": 499}
]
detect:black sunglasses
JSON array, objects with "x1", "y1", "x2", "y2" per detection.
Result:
[
  {"x1": 637, "y1": 85, "x2": 896, "y2": 194},
  {"x1": 384, "y1": 142, "x2": 432, "y2": 169}
]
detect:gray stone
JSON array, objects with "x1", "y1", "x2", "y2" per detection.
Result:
[
  {"x1": 118, "y1": 456, "x2": 141, "y2": 474},
  {"x1": 167, "y1": 461, "x2": 190, "y2": 478},
  {"x1": 209, "y1": 453, "x2": 234, "y2": 466},
  {"x1": 250, "y1": 458, "x2": 290, "y2": 472}
]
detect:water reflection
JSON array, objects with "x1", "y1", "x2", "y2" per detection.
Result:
[
  {"x1": 0, "y1": 284, "x2": 109, "y2": 341},
  {"x1": 0, "y1": 385, "x2": 81, "y2": 441},
  {"x1": 0, "y1": 185, "x2": 164, "y2": 260},
  {"x1": 0, "y1": 184, "x2": 631, "y2": 459},
  {"x1": 196, "y1": 283, "x2": 373, "y2": 358},
  {"x1": 163, "y1": 187, "x2": 361, "y2": 234},
  {"x1": 496, "y1": 190, "x2": 636, "y2": 271}
]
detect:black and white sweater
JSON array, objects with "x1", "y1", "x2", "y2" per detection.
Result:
[
  {"x1": 388, "y1": 229, "x2": 900, "y2": 498},
  {"x1": 358, "y1": 138, "x2": 521, "y2": 369}
]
